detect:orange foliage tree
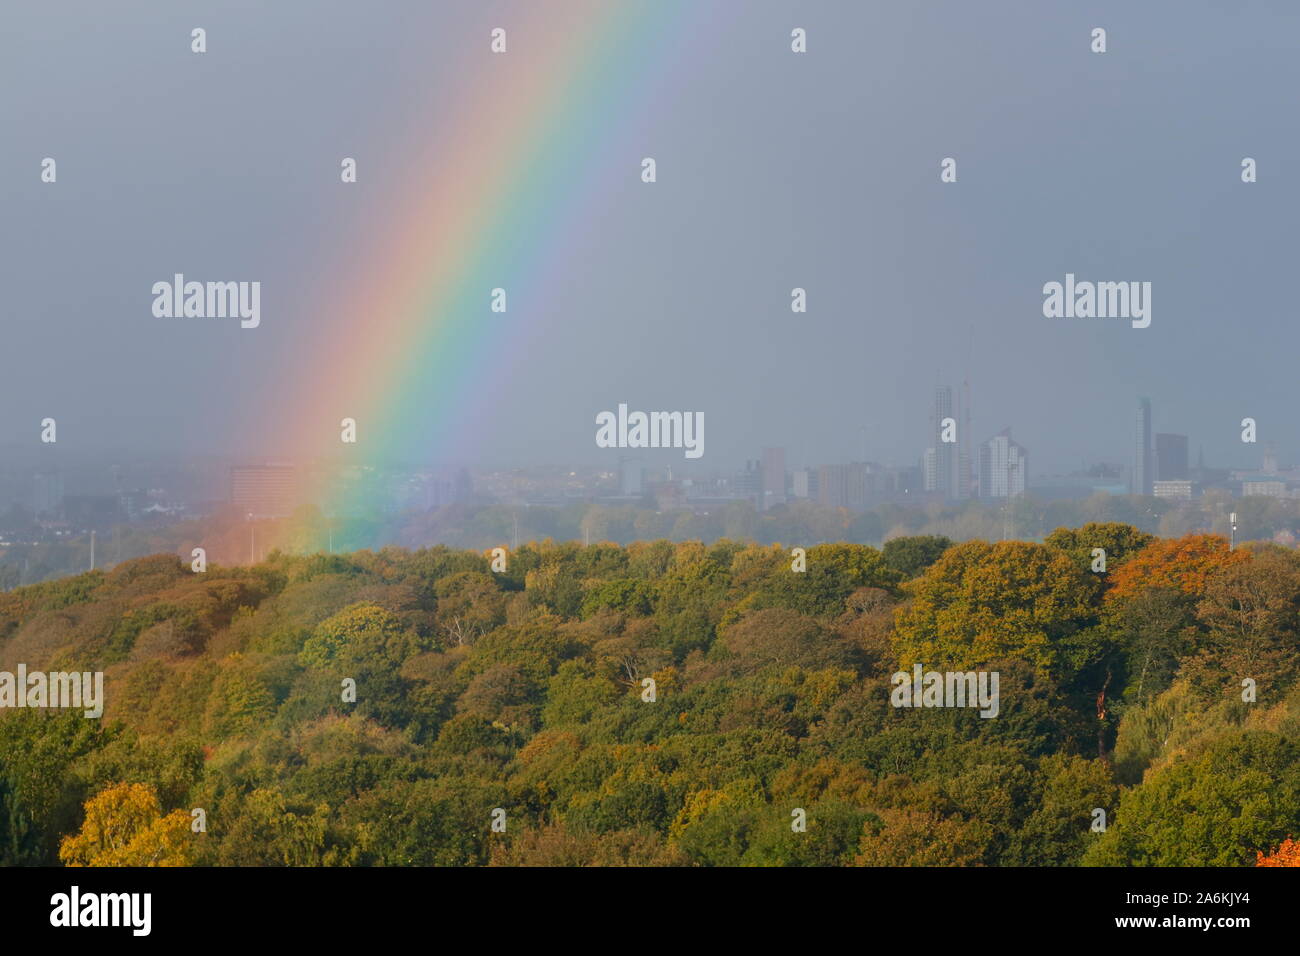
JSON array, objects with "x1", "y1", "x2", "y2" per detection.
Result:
[
  {"x1": 1105, "y1": 534, "x2": 1249, "y2": 602},
  {"x1": 1257, "y1": 837, "x2": 1300, "y2": 867}
]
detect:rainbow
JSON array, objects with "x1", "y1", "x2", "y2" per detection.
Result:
[{"x1": 268, "y1": 1, "x2": 696, "y2": 514}]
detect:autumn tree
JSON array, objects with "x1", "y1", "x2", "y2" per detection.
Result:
[
  {"x1": 1184, "y1": 548, "x2": 1300, "y2": 702},
  {"x1": 59, "y1": 782, "x2": 192, "y2": 867},
  {"x1": 892, "y1": 540, "x2": 1099, "y2": 679},
  {"x1": 1106, "y1": 533, "x2": 1247, "y2": 602},
  {"x1": 434, "y1": 572, "x2": 507, "y2": 646},
  {"x1": 489, "y1": 821, "x2": 688, "y2": 866},
  {"x1": 853, "y1": 807, "x2": 991, "y2": 866},
  {"x1": 1257, "y1": 837, "x2": 1300, "y2": 867},
  {"x1": 716, "y1": 607, "x2": 863, "y2": 673}
]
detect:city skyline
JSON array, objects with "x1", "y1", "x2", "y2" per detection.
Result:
[{"x1": 2, "y1": 375, "x2": 1290, "y2": 476}]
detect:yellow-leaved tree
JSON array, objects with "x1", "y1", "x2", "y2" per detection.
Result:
[{"x1": 59, "y1": 782, "x2": 193, "y2": 867}]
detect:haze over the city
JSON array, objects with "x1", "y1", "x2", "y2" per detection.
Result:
[{"x1": 3, "y1": 0, "x2": 1298, "y2": 476}]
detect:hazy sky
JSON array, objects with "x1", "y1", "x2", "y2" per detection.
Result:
[{"x1": 3, "y1": 1, "x2": 1299, "y2": 476}]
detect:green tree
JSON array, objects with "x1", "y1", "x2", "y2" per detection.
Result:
[
  {"x1": 1044, "y1": 523, "x2": 1153, "y2": 575},
  {"x1": 1085, "y1": 731, "x2": 1300, "y2": 866},
  {"x1": 881, "y1": 535, "x2": 953, "y2": 578}
]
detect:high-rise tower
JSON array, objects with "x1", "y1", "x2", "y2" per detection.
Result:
[
  {"x1": 1133, "y1": 399, "x2": 1153, "y2": 496},
  {"x1": 932, "y1": 385, "x2": 955, "y2": 498}
]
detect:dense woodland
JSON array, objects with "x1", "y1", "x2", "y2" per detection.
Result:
[{"x1": 1, "y1": 525, "x2": 1299, "y2": 866}]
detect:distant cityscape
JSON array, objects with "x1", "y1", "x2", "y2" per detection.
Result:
[{"x1": 3, "y1": 384, "x2": 1299, "y2": 586}]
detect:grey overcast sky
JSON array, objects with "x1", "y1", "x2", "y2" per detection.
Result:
[{"x1": 3, "y1": 1, "x2": 1299, "y2": 476}]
